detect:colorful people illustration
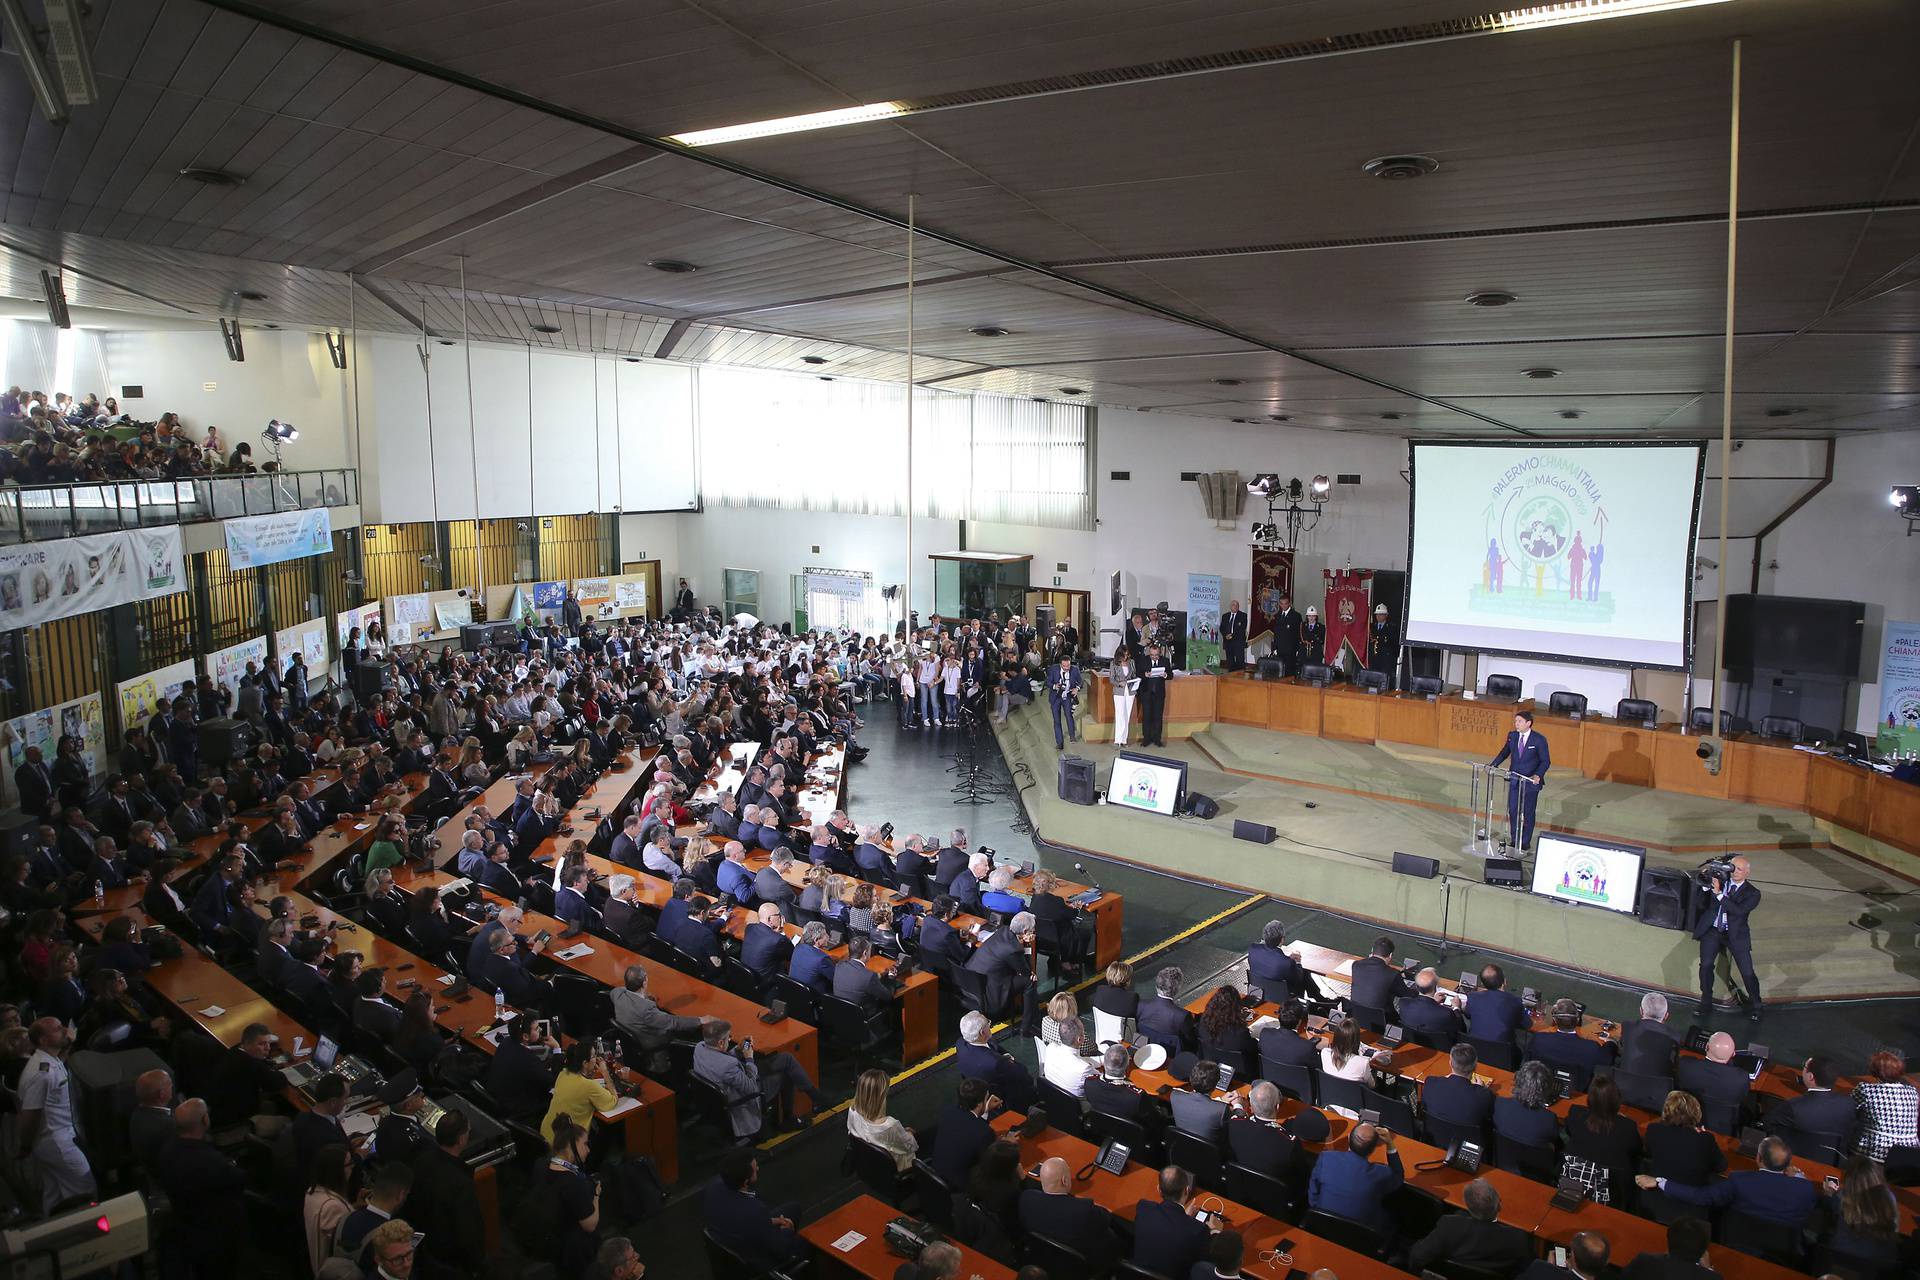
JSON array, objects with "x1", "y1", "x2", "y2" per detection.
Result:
[
  {"x1": 1568, "y1": 532, "x2": 1587, "y2": 600},
  {"x1": 1586, "y1": 541, "x2": 1604, "y2": 600},
  {"x1": 1485, "y1": 539, "x2": 1504, "y2": 593}
]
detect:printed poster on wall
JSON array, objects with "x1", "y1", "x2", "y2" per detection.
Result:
[
  {"x1": 1248, "y1": 549, "x2": 1296, "y2": 646},
  {"x1": 223, "y1": 508, "x2": 332, "y2": 569},
  {"x1": 1879, "y1": 619, "x2": 1920, "y2": 751},
  {"x1": 613, "y1": 577, "x2": 649, "y2": 613},
  {"x1": 0, "y1": 527, "x2": 185, "y2": 628},
  {"x1": 276, "y1": 619, "x2": 329, "y2": 674},
  {"x1": 1185, "y1": 573, "x2": 1222, "y2": 672},
  {"x1": 434, "y1": 595, "x2": 473, "y2": 631},
  {"x1": 336, "y1": 602, "x2": 380, "y2": 650},
  {"x1": 0, "y1": 693, "x2": 107, "y2": 802},
  {"x1": 117, "y1": 658, "x2": 197, "y2": 730},
  {"x1": 388, "y1": 593, "x2": 431, "y2": 644},
  {"x1": 206, "y1": 636, "x2": 269, "y2": 701},
  {"x1": 531, "y1": 582, "x2": 566, "y2": 612}
]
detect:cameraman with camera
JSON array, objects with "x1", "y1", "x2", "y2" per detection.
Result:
[{"x1": 1692, "y1": 855, "x2": 1762, "y2": 1021}]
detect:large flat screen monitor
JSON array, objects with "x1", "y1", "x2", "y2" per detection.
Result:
[
  {"x1": 1105, "y1": 751, "x2": 1187, "y2": 817},
  {"x1": 1529, "y1": 832, "x2": 1645, "y2": 916},
  {"x1": 1405, "y1": 441, "x2": 1706, "y2": 668}
]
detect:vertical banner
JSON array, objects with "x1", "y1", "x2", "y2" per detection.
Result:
[
  {"x1": 1879, "y1": 620, "x2": 1920, "y2": 752},
  {"x1": 1185, "y1": 573, "x2": 1222, "y2": 672},
  {"x1": 1249, "y1": 549, "x2": 1296, "y2": 646},
  {"x1": 1323, "y1": 568, "x2": 1375, "y2": 668}
]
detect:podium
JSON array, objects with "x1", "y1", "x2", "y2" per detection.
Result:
[{"x1": 1464, "y1": 762, "x2": 1528, "y2": 858}]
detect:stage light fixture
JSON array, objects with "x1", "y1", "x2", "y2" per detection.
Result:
[
  {"x1": 1893, "y1": 484, "x2": 1919, "y2": 536},
  {"x1": 1310, "y1": 474, "x2": 1332, "y2": 498},
  {"x1": 1246, "y1": 473, "x2": 1282, "y2": 497}
]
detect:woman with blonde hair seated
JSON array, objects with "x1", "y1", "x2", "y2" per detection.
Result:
[{"x1": 848, "y1": 1067, "x2": 918, "y2": 1171}]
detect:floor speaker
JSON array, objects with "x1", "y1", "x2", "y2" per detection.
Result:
[
  {"x1": 1392, "y1": 851, "x2": 1439, "y2": 879},
  {"x1": 1233, "y1": 819, "x2": 1276, "y2": 844},
  {"x1": 1058, "y1": 755, "x2": 1095, "y2": 806},
  {"x1": 1483, "y1": 857, "x2": 1526, "y2": 887},
  {"x1": 352, "y1": 660, "x2": 394, "y2": 700},
  {"x1": 1185, "y1": 792, "x2": 1219, "y2": 819},
  {"x1": 198, "y1": 717, "x2": 250, "y2": 766},
  {"x1": 1639, "y1": 867, "x2": 1694, "y2": 930}
]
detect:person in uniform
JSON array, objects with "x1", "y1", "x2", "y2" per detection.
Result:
[
  {"x1": 371, "y1": 1070, "x2": 432, "y2": 1167},
  {"x1": 1139, "y1": 642, "x2": 1171, "y2": 747},
  {"x1": 1297, "y1": 606, "x2": 1326, "y2": 673},
  {"x1": 1271, "y1": 595, "x2": 1302, "y2": 677},
  {"x1": 1221, "y1": 600, "x2": 1249, "y2": 671},
  {"x1": 1366, "y1": 603, "x2": 1399, "y2": 690},
  {"x1": 19, "y1": 1017, "x2": 94, "y2": 1212}
]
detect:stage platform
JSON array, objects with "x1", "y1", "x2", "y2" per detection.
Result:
[{"x1": 994, "y1": 700, "x2": 1920, "y2": 1003}]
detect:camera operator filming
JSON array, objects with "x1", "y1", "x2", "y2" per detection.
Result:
[{"x1": 1692, "y1": 855, "x2": 1762, "y2": 1021}]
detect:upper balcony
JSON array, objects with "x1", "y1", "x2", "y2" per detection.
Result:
[{"x1": 0, "y1": 469, "x2": 358, "y2": 545}]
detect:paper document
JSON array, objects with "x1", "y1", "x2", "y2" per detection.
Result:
[
  {"x1": 556, "y1": 944, "x2": 594, "y2": 960},
  {"x1": 830, "y1": 1231, "x2": 866, "y2": 1252},
  {"x1": 199, "y1": 1005, "x2": 225, "y2": 1018},
  {"x1": 599, "y1": 1095, "x2": 643, "y2": 1119},
  {"x1": 342, "y1": 1113, "x2": 379, "y2": 1140}
]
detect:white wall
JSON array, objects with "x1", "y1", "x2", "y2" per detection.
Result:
[{"x1": 618, "y1": 512, "x2": 685, "y2": 588}]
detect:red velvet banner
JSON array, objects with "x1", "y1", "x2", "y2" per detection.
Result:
[
  {"x1": 1323, "y1": 568, "x2": 1374, "y2": 666},
  {"x1": 1249, "y1": 549, "x2": 1295, "y2": 644}
]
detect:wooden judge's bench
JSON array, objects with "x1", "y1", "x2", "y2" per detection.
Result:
[{"x1": 1085, "y1": 670, "x2": 1920, "y2": 860}]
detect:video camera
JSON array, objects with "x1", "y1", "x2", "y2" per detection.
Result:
[{"x1": 1696, "y1": 858, "x2": 1736, "y2": 890}]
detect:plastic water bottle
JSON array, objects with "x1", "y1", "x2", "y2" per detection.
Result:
[
  {"x1": 93, "y1": 880, "x2": 104, "y2": 906},
  {"x1": 494, "y1": 987, "x2": 505, "y2": 1020}
]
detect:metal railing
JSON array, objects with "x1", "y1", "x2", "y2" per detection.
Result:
[{"x1": 0, "y1": 469, "x2": 358, "y2": 544}]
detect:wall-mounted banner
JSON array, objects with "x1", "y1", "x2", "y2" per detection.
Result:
[
  {"x1": 276, "y1": 618, "x2": 329, "y2": 674},
  {"x1": 1249, "y1": 549, "x2": 1296, "y2": 647},
  {"x1": 433, "y1": 595, "x2": 473, "y2": 632},
  {"x1": 0, "y1": 693, "x2": 107, "y2": 805},
  {"x1": 531, "y1": 582, "x2": 566, "y2": 612},
  {"x1": 206, "y1": 636, "x2": 269, "y2": 701},
  {"x1": 387, "y1": 593, "x2": 431, "y2": 644},
  {"x1": 1879, "y1": 619, "x2": 1920, "y2": 752},
  {"x1": 1186, "y1": 573, "x2": 1222, "y2": 673},
  {"x1": 117, "y1": 659, "x2": 197, "y2": 730},
  {"x1": 223, "y1": 507, "x2": 332, "y2": 569},
  {"x1": 0, "y1": 527, "x2": 185, "y2": 628},
  {"x1": 336, "y1": 602, "x2": 380, "y2": 650},
  {"x1": 1323, "y1": 568, "x2": 1375, "y2": 668}
]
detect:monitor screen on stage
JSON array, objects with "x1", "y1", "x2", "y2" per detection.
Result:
[
  {"x1": 1106, "y1": 751, "x2": 1187, "y2": 817},
  {"x1": 1405, "y1": 442, "x2": 1705, "y2": 668},
  {"x1": 1529, "y1": 832, "x2": 1644, "y2": 915}
]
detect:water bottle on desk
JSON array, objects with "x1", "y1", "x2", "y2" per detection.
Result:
[
  {"x1": 94, "y1": 880, "x2": 104, "y2": 906},
  {"x1": 494, "y1": 987, "x2": 506, "y2": 1021}
]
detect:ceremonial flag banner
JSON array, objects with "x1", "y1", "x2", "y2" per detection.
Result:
[
  {"x1": 1880, "y1": 619, "x2": 1920, "y2": 751},
  {"x1": 1249, "y1": 550, "x2": 1295, "y2": 646},
  {"x1": 222, "y1": 508, "x2": 332, "y2": 569},
  {"x1": 1324, "y1": 568, "x2": 1375, "y2": 667},
  {"x1": 1186, "y1": 573, "x2": 1222, "y2": 672},
  {"x1": 0, "y1": 527, "x2": 185, "y2": 628}
]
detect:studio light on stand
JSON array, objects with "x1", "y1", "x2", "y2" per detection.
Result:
[
  {"x1": 261, "y1": 418, "x2": 299, "y2": 467},
  {"x1": 1891, "y1": 484, "x2": 1918, "y2": 537},
  {"x1": 1247, "y1": 473, "x2": 1332, "y2": 553}
]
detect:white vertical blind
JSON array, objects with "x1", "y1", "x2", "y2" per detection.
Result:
[{"x1": 695, "y1": 366, "x2": 1088, "y2": 528}]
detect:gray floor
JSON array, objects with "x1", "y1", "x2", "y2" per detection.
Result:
[{"x1": 626, "y1": 697, "x2": 1920, "y2": 1279}]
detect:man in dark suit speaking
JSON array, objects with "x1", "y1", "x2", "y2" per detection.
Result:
[
  {"x1": 1489, "y1": 709, "x2": 1550, "y2": 851},
  {"x1": 1693, "y1": 854, "x2": 1762, "y2": 1020},
  {"x1": 1221, "y1": 599, "x2": 1249, "y2": 671}
]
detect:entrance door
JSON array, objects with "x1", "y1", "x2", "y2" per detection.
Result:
[{"x1": 1024, "y1": 589, "x2": 1092, "y2": 651}]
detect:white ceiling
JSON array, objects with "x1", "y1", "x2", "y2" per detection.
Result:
[{"x1": 0, "y1": 0, "x2": 1915, "y2": 438}]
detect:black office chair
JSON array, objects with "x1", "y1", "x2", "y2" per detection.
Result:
[
  {"x1": 1616, "y1": 697, "x2": 1659, "y2": 725},
  {"x1": 817, "y1": 995, "x2": 896, "y2": 1064},
  {"x1": 1494, "y1": 1135, "x2": 1560, "y2": 1183},
  {"x1": 1719, "y1": 1209, "x2": 1807, "y2": 1266},
  {"x1": 1021, "y1": 1233, "x2": 1095, "y2": 1280},
  {"x1": 1759, "y1": 715, "x2": 1804, "y2": 743},
  {"x1": 1361, "y1": 1084, "x2": 1417, "y2": 1135},
  {"x1": 1467, "y1": 1036, "x2": 1520, "y2": 1071},
  {"x1": 1432, "y1": 1259, "x2": 1524, "y2": 1280},
  {"x1": 1259, "y1": 1059, "x2": 1314, "y2": 1105},
  {"x1": 767, "y1": 975, "x2": 821, "y2": 1027},
  {"x1": 1608, "y1": 1068, "x2": 1674, "y2": 1114},
  {"x1": 1354, "y1": 670, "x2": 1389, "y2": 694},
  {"x1": 1689, "y1": 706, "x2": 1738, "y2": 734},
  {"x1": 1225, "y1": 1162, "x2": 1300, "y2": 1219},
  {"x1": 1082, "y1": 1109, "x2": 1152, "y2": 1164},
  {"x1": 1034, "y1": 1077, "x2": 1087, "y2": 1137},
  {"x1": 1423, "y1": 1114, "x2": 1488, "y2": 1152},
  {"x1": 704, "y1": 1228, "x2": 794, "y2": 1280},
  {"x1": 1300, "y1": 1208, "x2": 1387, "y2": 1258},
  {"x1": 1547, "y1": 691, "x2": 1588, "y2": 718},
  {"x1": 913, "y1": 1159, "x2": 957, "y2": 1230},
  {"x1": 1115, "y1": 1263, "x2": 1176, "y2": 1280},
  {"x1": 1344, "y1": 1003, "x2": 1387, "y2": 1033},
  {"x1": 1165, "y1": 1127, "x2": 1227, "y2": 1191},
  {"x1": 1484, "y1": 673, "x2": 1523, "y2": 701},
  {"x1": 1315, "y1": 1073, "x2": 1366, "y2": 1115},
  {"x1": 1409, "y1": 675, "x2": 1444, "y2": 697},
  {"x1": 1301, "y1": 664, "x2": 1333, "y2": 688},
  {"x1": 845, "y1": 1133, "x2": 914, "y2": 1205},
  {"x1": 947, "y1": 965, "x2": 989, "y2": 1015}
]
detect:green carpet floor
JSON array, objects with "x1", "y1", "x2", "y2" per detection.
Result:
[{"x1": 995, "y1": 701, "x2": 1920, "y2": 1001}]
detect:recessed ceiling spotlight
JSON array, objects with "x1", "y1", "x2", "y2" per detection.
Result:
[
  {"x1": 531, "y1": 323, "x2": 562, "y2": 334},
  {"x1": 817, "y1": 375, "x2": 835, "y2": 381},
  {"x1": 1213, "y1": 377, "x2": 1243, "y2": 387},
  {"x1": 647, "y1": 259, "x2": 697, "y2": 274},
  {"x1": 969, "y1": 325, "x2": 1010, "y2": 338},
  {"x1": 1558, "y1": 409, "x2": 1583, "y2": 420},
  {"x1": 1521, "y1": 367, "x2": 1561, "y2": 380},
  {"x1": 1362, "y1": 154, "x2": 1439, "y2": 180},
  {"x1": 623, "y1": 356, "x2": 641, "y2": 363},
  {"x1": 236, "y1": 290, "x2": 267, "y2": 302},
  {"x1": 437, "y1": 339, "x2": 456, "y2": 347},
  {"x1": 1465, "y1": 290, "x2": 1517, "y2": 307},
  {"x1": 800, "y1": 355, "x2": 828, "y2": 365},
  {"x1": 179, "y1": 166, "x2": 245, "y2": 186},
  {"x1": 1380, "y1": 411, "x2": 1406, "y2": 421},
  {"x1": 1057, "y1": 386, "x2": 1086, "y2": 396},
  {"x1": 1764, "y1": 406, "x2": 1805, "y2": 418},
  {"x1": 1268, "y1": 414, "x2": 1291, "y2": 422}
]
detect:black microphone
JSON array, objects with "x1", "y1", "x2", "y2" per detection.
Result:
[{"x1": 1073, "y1": 861, "x2": 1102, "y2": 893}]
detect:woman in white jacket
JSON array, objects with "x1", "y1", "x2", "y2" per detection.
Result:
[
  {"x1": 847, "y1": 1068, "x2": 918, "y2": 1172},
  {"x1": 1109, "y1": 651, "x2": 1139, "y2": 747}
]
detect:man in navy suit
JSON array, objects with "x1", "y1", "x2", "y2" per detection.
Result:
[
  {"x1": 1396, "y1": 968, "x2": 1465, "y2": 1045},
  {"x1": 786, "y1": 922, "x2": 835, "y2": 993},
  {"x1": 1256, "y1": 1000, "x2": 1319, "y2": 1070},
  {"x1": 1465, "y1": 963, "x2": 1530, "y2": 1045},
  {"x1": 1489, "y1": 709, "x2": 1549, "y2": 851},
  {"x1": 1692, "y1": 854, "x2": 1762, "y2": 1020},
  {"x1": 1637, "y1": 1136, "x2": 1819, "y2": 1228},
  {"x1": 1132, "y1": 1166, "x2": 1216, "y2": 1279},
  {"x1": 1422, "y1": 1043, "x2": 1497, "y2": 1134},
  {"x1": 553, "y1": 865, "x2": 601, "y2": 934},
  {"x1": 1246, "y1": 920, "x2": 1325, "y2": 1003},
  {"x1": 1764, "y1": 1057, "x2": 1857, "y2": 1153},
  {"x1": 915, "y1": 896, "x2": 974, "y2": 971},
  {"x1": 1020, "y1": 1157, "x2": 1118, "y2": 1271},
  {"x1": 740, "y1": 905, "x2": 793, "y2": 981},
  {"x1": 954, "y1": 1010, "x2": 1035, "y2": 1113},
  {"x1": 1527, "y1": 997, "x2": 1615, "y2": 1087},
  {"x1": 1135, "y1": 965, "x2": 1197, "y2": 1054},
  {"x1": 927, "y1": 1078, "x2": 998, "y2": 1187},
  {"x1": 1308, "y1": 1123, "x2": 1404, "y2": 1234},
  {"x1": 702, "y1": 1149, "x2": 804, "y2": 1274},
  {"x1": 1046, "y1": 654, "x2": 1082, "y2": 749}
]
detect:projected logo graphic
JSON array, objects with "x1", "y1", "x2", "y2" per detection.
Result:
[
  {"x1": 1554, "y1": 851, "x2": 1614, "y2": 906},
  {"x1": 1472, "y1": 454, "x2": 1616, "y2": 625}
]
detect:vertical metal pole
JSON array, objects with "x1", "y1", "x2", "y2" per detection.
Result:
[
  {"x1": 905, "y1": 194, "x2": 916, "y2": 639},
  {"x1": 1709, "y1": 40, "x2": 1742, "y2": 745}
]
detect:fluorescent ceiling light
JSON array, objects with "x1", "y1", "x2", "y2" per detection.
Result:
[
  {"x1": 1490, "y1": 0, "x2": 1733, "y2": 33},
  {"x1": 669, "y1": 101, "x2": 910, "y2": 147}
]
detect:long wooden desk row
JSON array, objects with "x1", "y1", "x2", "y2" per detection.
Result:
[{"x1": 1084, "y1": 671, "x2": 1920, "y2": 858}]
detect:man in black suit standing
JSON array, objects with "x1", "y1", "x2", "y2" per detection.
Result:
[
  {"x1": 1693, "y1": 855, "x2": 1762, "y2": 1020},
  {"x1": 1270, "y1": 594, "x2": 1302, "y2": 677},
  {"x1": 1221, "y1": 599, "x2": 1249, "y2": 672},
  {"x1": 1619, "y1": 991, "x2": 1682, "y2": 1076},
  {"x1": 1348, "y1": 936, "x2": 1416, "y2": 1018},
  {"x1": 965, "y1": 912, "x2": 1038, "y2": 1035},
  {"x1": 14, "y1": 747, "x2": 55, "y2": 821}
]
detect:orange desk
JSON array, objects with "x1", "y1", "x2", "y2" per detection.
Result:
[{"x1": 805, "y1": 1195, "x2": 1015, "y2": 1280}]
